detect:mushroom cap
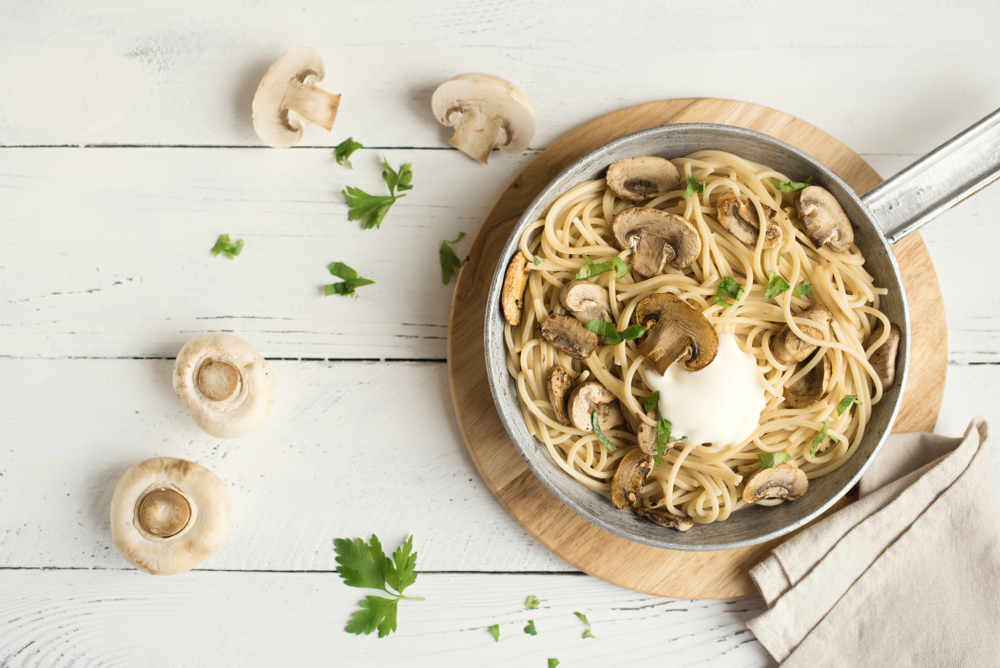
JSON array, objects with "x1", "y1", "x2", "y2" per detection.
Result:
[
  {"x1": 173, "y1": 334, "x2": 276, "y2": 439},
  {"x1": 611, "y1": 449, "x2": 653, "y2": 509},
  {"x1": 538, "y1": 313, "x2": 599, "y2": 360},
  {"x1": 252, "y1": 47, "x2": 341, "y2": 149},
  {"x1": 716, "y1": 192, "x2": 782, "y2": 250},
  {"x1": 742, "y1": 463, "x2": 809, "y2": 504},
  {"x1": 612, "y1": 207, "x2": 701, "y2": 277},
  {"x1": 784, "y1": 353, "x2": 831, "y2": 408},
  {"x1": 501, "y1": 252, "x2": 531, "y2": 326},
  {"x1": 568, "y1": 381, "x2": 625, "y2": 433},
  {"x1": 636, "y1": 293, "x2": 719, "y2": 375},
  {"x1": 606, "y1": 156, "x2": 681, "y2": 201},
  {"x1": 632, "y1": 505, "x2": 694, "y2": 531},
  {"x1": 869, "y1": 322, "x2": 901, "y2": 390},
  {"x1": 636, "y1": 410, "x2": 658, "y2": 455},
  {"x1": 797, "y1": 185, "x2": 854, "y2": 252},
  {"x1": 559, "y1": 280, "x2": 612, "y2": 326},
  {"x1": 770, "y1": 305, "x2": 833, "y2": 365},
  {"x1": 546, "y1": 365, "x2": 574, "y2": 426},
  {"x1": 110, "y1": 457, "x2": 233, "y2": 575}
]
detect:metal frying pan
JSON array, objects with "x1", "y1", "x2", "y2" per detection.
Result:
[{"x1": 483, "y1": 108, "x2": 1000, "y2": 551}]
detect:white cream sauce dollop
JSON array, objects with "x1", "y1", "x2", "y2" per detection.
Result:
[{"x1": 643, "y1": 333, "x2": 766, "y2": 448}]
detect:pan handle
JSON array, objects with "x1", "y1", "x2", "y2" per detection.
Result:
[{"x1": 861, "y1": 107, "x2": 1000, "y2": 245}]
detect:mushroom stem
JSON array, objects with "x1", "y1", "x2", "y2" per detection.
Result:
[
  {"x1": 447, "y1": 106, "x2": 506, "y2": 163},
  {"x1": 136, "y1": 487, "x2": 192, "y2": 539},
  {"x1": 197, "y1": 359, "x2": 241, "y2": 403},
  {"x1": 284, "y1": 78, "x2": 341, "y2": 131}
]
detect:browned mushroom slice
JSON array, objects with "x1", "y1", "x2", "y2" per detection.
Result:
[
  {"x1": 538, "y1": 313, "x2": 599, "y2": 360},
  {"x1": 606, "y1": 156, "x2": 681, "y2": 201},
  {"x1": 559, "y1": 280, "x2": 612, "y2": 326},
  {"x1": 783, "y1": 354, "x2": 831, "y2": 408},
  {"x1": 797, "y1": 185, "x2": 854, "y2": 253},
  {"x1": 742, "y1": 464, "x2": 809, "y2": 504},
  {"x1": 611, "y1": 449, "x2": 653, "y2": 509},
  {"x1": 611, "y1": 208, "x2": 701, "y2": 277},
  {"x1": 636, "y1": 410, "x2": 658, "y2": 455},
  {"x1": 868, "y1": 322, "x2": 901, "y2": 390},
  {"x1": 632, "y1": 506, "x2": 694, "y2": 531},
  {"x1": 547, "y1": 365, "x2": 574, "y2": 426},
  {"x1": 715, "y1": 192, "x2": 782, "y2": 250},
  {"x1": 568, "y1": 381, "x2": 625, "y2": 433},
  {"x1": 770, "y1": 305, "x2": 833, "y2": 365},
  {"x1": 635, "y1": 293, "x2": 719, "y2": 375},
  {"x1": 501, "y1": 252, "x2": 531, "y2": 326}
]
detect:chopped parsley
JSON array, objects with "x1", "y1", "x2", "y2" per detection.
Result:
[
  {"x1": 576, "y1": 254, "x2": 631, "y2": 281},
  {"x1": 769, "y1": 176, "x2": 813, "y2": 193},
  {"x1": 325, "y1": 261, "x2": 375, "y2": 297},
  {"x1": 334, "y1": 137, "x2": 363, "y2": 169},
  {"x1": 591, "y1": 411, "x2": 617, "y2": 451},
  {"x1": 488, "y1": 624, "x2": 500, "y2": 642},
  {"x1": 524, "y1": 620, "x2": 537, "y2": 636},
  {"x1": 811, "y1": 419, "x2": 831, "y2": 456},
  {"x1": 777, "y1": 251, "x2": 782, "y2": 266},
  {"x1": 837, "y1": 395, "x2": 861, "y2": 415},
  {"x1": 533, "y1": 255, "x2": 543, "y2": 266},
  {"x1": 439, "y1": 231, "x2": 466, "y2": 285},
  {"x1": 683, "y1": 174, "x2": 705, "y2": 198},
  {"x1": 584, "y1": 319, "x2": 646, "y2": 346},
  {"x1": 525, "y1": 595, "x2": 540, "y2": 610},
  {"x1": 793, "y1": 281, "x2": 813, "y2": 298},
  {"x1": 764, "y1": 271, "x2": 791, "y2": 299},
  {"x1": 715, "y1": 276, "x2": 746, "y2": 308},
  {"x1": 210, "y1": 234, "x2": 244, "y2": 259},
  {"x1": 549, "y1": 660, "x2": 561, "y2": 668},
  {"x1": 644, "y1": 390, "x2": 660, "y2": 413},
  {"x1": 757, "y1": 452, "x2": 793, "y2": 469},
  {"x1": 654, "y1": 418, "x2": 685, "y2": 464},
  {"x1": 343, "y1": 157, "x2": 413, "y2": 229},
  {"x1": 575, "y1": 611, "x2": 595, "y2": 639}
]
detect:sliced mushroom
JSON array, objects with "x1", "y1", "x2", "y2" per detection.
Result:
[
  {"x1": 606, "y1": 156, "x2": 681, "y2": 201},
  {"x1": 431, "y1": 73, "x2": 536, "y2": 164},
  {"x1": 632, "y1": 505, "x2": 694, "y2": 531},
  {"x1": 611, "y1": 449, "x2": 653, "y2": 509},
  {"x1": 611, "y1": 208, "x2": 702, "y2": 277},
  {"x1": 568, "y1": 381, "x2": 625, "y2": 433},
  {"x1": 742, "y1": 463, "x2": 809, "y2": 504},
  {"x1": 547, "y1": 365, "x2": 574, "y2": 426},
  {"x1": 868, "y1": 322, "x2": 901, "y2": 390},
  {"x1": 636, "y1": 410, "x2": 658, "y2": 455},
  {"x1": 252, "y1": 47, "x2": 341, "y2": 148},
  {"x1": 502, "y1": 252, "x2": 531, "y2": 326},
  {"x1": 173, "y1": 334, "x2": 276, "y2": 439},
  {"x1": 770, "y1": 305, "x2": 833, "y2": 365},
  {"x1": 539, "y1": 313, "x2": 599, "y2": 360},
  {"x1": 715, "y1": 192, "x2": 782, "y2": 250},
  {"x1": 797, "y1": 185, "x2": 854, "y2": 252},
  {"x1": 559, "y1": 280, "x2": 612, "y2": 326},
  {"x1": 635, "y1": 293, "x2": 719, "y2": 375},
  {"x1": 784, "y1": 354, "x2": 831, "y2": 408},
  {"x1": 110, "y1": 457, "x2": 233, "y2": 575}
]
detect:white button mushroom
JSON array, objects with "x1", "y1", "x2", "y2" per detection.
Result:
[
  {"x1": 431, "y1": 73, "x2": 536, "y2": 164},
  {"x1": 173, "y1": 334, "x2": 276, "y2": 439},
  {"x1": 110, "y1": 457, "x2": 233, "y2": 575},
  {"x1": 252, "y1": 47, "x2": 341, "y2": 148}
]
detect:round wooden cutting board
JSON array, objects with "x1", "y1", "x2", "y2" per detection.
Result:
[{"x1": 447, "y1": 99, "x2": 947, "y2": 599}]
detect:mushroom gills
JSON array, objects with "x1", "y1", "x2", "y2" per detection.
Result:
[
  {"x1": 606, "y1": 156, "x2": 681, "y2": 201},
  {"x1": 547, "y1": 365, "x2": 575, "y2": 426},
  {"x1": 868, "y1": 322, "x2": 901, "y2": 390},
  {"x1": 632, "y1": 506, "x2": 694, "y2": 531},
  {"x1": 567, "y1": 381, "x2": 625, "y2": 433},
  {"x1": 501, "y1": 252, "x2": 531, "y2": 326},
  {"x1": 796, "y1": 185, "x2": 854, "y2": 252},
  {"x1": 770, "y1": 305, "x2": 833, "y2": 365},
  {"x1": 611, "y1": 207, "x2": 701, "y2": 277},
  {"x1": 715, "y1": 192, "x2": 782, "y2": 250},
  {"x1": 742, "y1": 464, "x2": 809, "y2": 504},
  {"x1": 783, "y1": 353, "x2": 831, "y2": 409},
  {"x1": 539, "y1": 313, "x2": 599, "y2": 360},
  {"x1": 611, "y1": 449, "x2": 654, "y2": 509},
  {"x1": 635, "y1": 293, "x2": 719, "y2": 374}
]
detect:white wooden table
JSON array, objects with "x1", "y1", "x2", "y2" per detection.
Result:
[{"x1": 2, "y1": 2, "x2": 999, "y2": 665}]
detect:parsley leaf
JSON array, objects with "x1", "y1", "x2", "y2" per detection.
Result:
[
  {"x1": 613, "y1": 256, "x2": 631, "y2": 280},
  {"x1": 715, "y1": 276, "x2": 745, "y2": 308},
  {"x1": 765, "y1": 271, "x2": 791, "y2": 299},
  {"x1": 534, "y1": 255, "x2": 543, "y2": 266},
  {"x1": 334, "y1": 534, "x2": 424, "y2": 638},
  {"x1": 488, "y1": 624, "x2": 500, "y2": 642},
  {"x1": 334, "y1": 137, "x2": 363, "y2": 169},
  {"x1": 591, "y1": 411, "x2": 617, "y2": 452},
  {"x1": 757, "y1": 452, "x2": 793, "y2": 469},
  {"x1": 382, "y1": 157, "x2": 413, "y2": 195},
  {"x1": 325, "y1": 261, "x2": 375, "y2": 297},
  {"x1": 524, "y1": 620, "x2": 537, "y2": 636},
  {"x1": 584, "y1": 319, "x2": 645, "y2": 346},
  {"x1": 211, "y1": 234, "x2": 244, "y2": 259},
  {"x1": 769, "y1": 176, "x2": 813, "y2": 193},
  {"x1": 811, "y1": 420, "x2": 831, "y2": 456},
  {"x1": 440, "y1": 232, "x2": 466, "y2": 285},
  {"x1": 549, "y1": 660, "x2": 561, "y2": 668},
  {"x1": 525, "y1": 595, "x2": 540, "y2": 610},
  {"x1": 837, "y1": 395, "x2": 861, "y2": 415},
  {"x1": 654, "y1": 417, "x2": 684, "y2": 457},
  {"x1": 575, "y1": 254, "x2": 613, "y2": 280},
  {"x1": 583, "y1": 628, "x2": 596, "y2": 639},
  {"x1": 683, "y1": 174, "x2": 705, "y2": 198},
  {"x1": 644, "y1": 391, "x2": 660, "y2": 413},
  {"x1": 343, "y1": 186, "x2": 398, "y2": 230},
  {"x1": 793, "y1": 281, "x2": 812, "y2": 298}
]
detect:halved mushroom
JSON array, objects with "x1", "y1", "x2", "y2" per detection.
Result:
[
  {"x1": 173, "y1": 334, "x2": 276, "y2": 439},
  {"x1": 742, "y1": 463, "x2": 809, "y2": 504},
  {"x1": 110, "y1": 457, "x2": 233, "y2": 575},
  {"x1": 606, "y1": 156, "x2": 681, "y2": 201},
  {"x1": 797, "y1": 185, "x2": 854, "y2": 252},
  {"x1": 539, "y1": 313, "x2": 599, "y2": 360},
  {"x1": 868, "y1": 322, "x2": 901, "y2": 390},
  {"x1": 716, "y1": 192, "x2": 782, "y2": 250},
  {"x1": 559, "y1": 280, "x2": 612, "y2": 326},
  {"x1": 431, "y1": 73, "x2": 536, "y2": 164},
  {"x1": 547, "y1": 365, "x2": 574, "y2": 426},
  {"x1": 252, "y1": 47, "x2": 341, "y2": 148},
  {"x1": 770, "y1": 305, "x2": 833, "y2": 365},
  {"x1": 636, "y1": 410, "x2": 658, "y2": 455},
  {"x1": 568, "y1": 381, "x2": 625, "y2": 433},
  {"x1": 502, "y1": 252, "x2": 531, "y2": 326},
  {"x1": 611, "y1": 208, "x2": 702, "y2": 277},
  {"x1": 632, "y1": 505, "x2": 694, "y2": 531},
  {"x1": 635, "y1": 293, "x2": 719, "y2": 375},
  {"x1": 784, "y1": 354, "x2": 831, "y2": 408},
  {"x1": 611, "y1": 449, "x2": 653, "y2": 509}
]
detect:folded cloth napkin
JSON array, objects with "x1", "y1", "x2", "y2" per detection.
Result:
[{"x1": 747, "y1": 419, "x2": 1000, "y2": 667}]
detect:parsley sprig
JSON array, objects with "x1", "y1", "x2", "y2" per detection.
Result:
[
  {"x1": 584, "y1": 319, "x2": 645, "y2": 346},
  {"x1": 325, "y1": 261, "x2": 375, "y2": 297},
  {"x1": 440, "y1": 232, "x2": 466, "y2": 285},
  {"x1": 334, "y1": 137, "x2": 363, "y2": 169},
  {"x1": 343, "y1": 157, "x2": 413, "y2": 230},
  {"x1": 334, "y1": 534, "x2": 424, "y2": 638},
  {"x1": 211, "y1": 234, "x2": 244, "y2": 259}
]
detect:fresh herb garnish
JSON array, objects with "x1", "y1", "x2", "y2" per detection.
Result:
[
  {"x1": 574, "y1": 611, "x2": 596, "y2": 639},
  {"x1": 524, "y1": 620, "x2": 537, "y2": 636},
  {"x1": 439, "y1": 232, "x2": 466, "y2": 285},
  {"x1": 683, "y1": 174, "x2": 705, "y2": 198},
  {"x1": 549, "y1": 660, "x2": 561, "y2": 668},
  {"x1": 576, "y1": 254, "x2": 629, "y2": 281},
  {"x1": 534, "y1": 255, "x2": 543, "y2": 266},
  {"x1": 794, "y1": 281, "x2": 812, "y2": 298},
  {"x1": 591, "y1": 411, "x2": 617, "y2": 452},
  {"x1": 715, "y1": 276, "x2": 746, "y2": 308},
  {"x1": 613, "y1": 256, "x2": 631, "y2": 280},
  {"x1": 584, "y1": 320, "x2": 645, "y2": 346},
  {"x1": 334, "y1": 534, "x2": 424, "y2": 638},
  {"x1": 811, "y1": 420, "x2": 831, "y2": 456},
  {"x1": 644, "y1": 391, "x2": 660, "y2": 413},
  {"x1": 334, "y1": 137, "x2": 363, "y2": 169},
  {"x1": 757, "y1": 452, "x2": 793, "y2": 469},
  {"x1": 769, "y1": 176, "x2": 813, "y2": 193},
  {"x1": 837, "y1": 395, "x2": 861, "y2": 415},
  {"x1": 488, "y1": 624, "x2": 500, "y2": 642},
  {"x1": 325, "y1": 261, "x2": 375, "y2": 297},
  {"x1": 777, "y1": 251, "x2": 782, "y2": 266},
  {"x1": 655, "y1": 418, "x2": 685, "y2": 459},
  {"x1": 765, "y1": 271, "x2": 791, "y2": 299},
  {"x1": 343, "y1": 157, "x2": 413, "y2": 230},
  {"x1": 583, "y1": 627, "x2": 596, "y2": 639},
  {"x1": 211, "y1": 234, "x2": 244, "y2": 259},
  {"x1": 525, "y1": 595, "x2": 540, "y2": 610}
]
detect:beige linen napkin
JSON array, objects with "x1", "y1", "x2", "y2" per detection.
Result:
[{"x1": 747, "y1": 419, "x2": 1000, "y2": 666}]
